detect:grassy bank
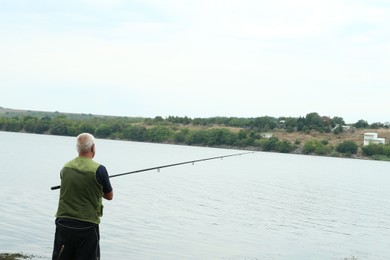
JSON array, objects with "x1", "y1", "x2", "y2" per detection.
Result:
[
  {"x1": 0, "y1": 253, "x2": 34, "y2": 260},
  {"x1": 1, "y1": 107, "x2": 390, "y2": 161}
]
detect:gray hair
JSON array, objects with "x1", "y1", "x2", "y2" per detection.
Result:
[{"x1": 76, "y1": 133, "x2": 95, "y2": 154}]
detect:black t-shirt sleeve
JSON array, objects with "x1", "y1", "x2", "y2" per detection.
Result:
[{"x1": 96, "y1": 165, "x2": 113, "y2": 194}]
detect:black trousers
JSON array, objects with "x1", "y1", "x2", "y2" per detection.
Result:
[{"x1": 52, "y1": 218, "x2": 100, "y2": 260}]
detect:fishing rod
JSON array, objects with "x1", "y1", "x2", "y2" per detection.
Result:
[{"x1": 51, "y1": 151, "x2": 254, "y2": 190}]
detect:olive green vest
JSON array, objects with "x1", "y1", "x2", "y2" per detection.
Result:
[{"x1": 55, "y1": 156, "x2": 103, "y2": 224}]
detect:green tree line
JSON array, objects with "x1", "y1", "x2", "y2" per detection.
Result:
[
  {"x1": 1, "y1": 112, "x2": 389, "y2": 160},
  {"x1": 1, "y1": 110, "x2": 388, "y2": 132},
  {"x1": 0, "y1": 115, "x2": 295, "y2": 152}
]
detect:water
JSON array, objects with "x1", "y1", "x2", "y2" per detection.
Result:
[{"x1": 1, "y1": 131, "x2": 389, "y2": 259}]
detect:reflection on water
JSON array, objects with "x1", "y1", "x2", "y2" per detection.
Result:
[{"x1": 1, "y1": 132, "x2": 390, "y2": 259}]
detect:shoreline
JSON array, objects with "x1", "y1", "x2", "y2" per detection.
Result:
[
  {"x1": 1, "y1": 130, "x2": 390, "y2": 162},
  {"x1": 0, "y1": 253, "x2": 35, "y2": 260}
]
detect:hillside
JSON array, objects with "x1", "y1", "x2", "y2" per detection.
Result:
[
  {"x1": 1, "y1": 107, "x2": 390, "y2": 160},
  {"x1": 271, "y1": 128, "x2": 390, "y2": 148},
  {"x1": 1, "y1": 106, "x2": 389, "y2": 145}
]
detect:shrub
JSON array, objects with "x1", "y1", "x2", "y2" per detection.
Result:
[
  {"x1": 303, "y1": 140, "x2": 332, "y2": 155},
  {"x1": 336, "y1": 141, "x2": 358, "y2": 154},
  {"x1": 362, "y1": 143, "x2": 384, "y2": 156}
]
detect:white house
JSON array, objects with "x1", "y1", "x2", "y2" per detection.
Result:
[
  {"x1": 342, "y1": 125, "x2": 352, "y2": 131},
  {"x1": 363, "y1": 133, "x2": 386, "y2": 146},
  {"x1": 261, "y1": 133, "x2": 273, "y2": 139},
  {"x1": 332, "y1": 124, "x2": 352, "y2": 131}
]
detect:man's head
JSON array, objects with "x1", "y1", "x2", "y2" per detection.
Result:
[{"x1": 76, "y1": 133, "x2": 96, "y2": 158}]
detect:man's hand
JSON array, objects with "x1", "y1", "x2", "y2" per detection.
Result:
[{"x1": 103, "y1": 191, "x2": 113, "y2": 200}]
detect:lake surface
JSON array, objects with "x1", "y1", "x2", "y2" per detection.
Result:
[{"x1": 0, "y1": 131, "x2": 389, "y2": 259}]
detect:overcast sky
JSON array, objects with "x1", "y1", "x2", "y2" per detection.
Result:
[{"x1": 0, "y1": 0, "x2": 389, "y2": 123}]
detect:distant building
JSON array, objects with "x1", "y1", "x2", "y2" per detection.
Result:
[
  {"x1": 342, "y1": 125, "x2": 352, "y2": 131},
  {"x1": 332, "y1": 124, "x2": 352, "y2": 131},
  {"x1": 261, "y1": 133, "x2": 273, "y2": 139},
  {"x1": 363, "y1": 133, "x2": 385, "y2": 146}
]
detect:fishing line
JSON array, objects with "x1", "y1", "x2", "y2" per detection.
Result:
[{"x1": 51, "y1": 151, "x2": 254, "y2": 190}]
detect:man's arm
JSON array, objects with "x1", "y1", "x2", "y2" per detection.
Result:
[
  {"x1": 103, "y1": 191, "x2": 113, "y2": 200},
  {"x1": 96, "y1": 165, "x2": 113, "y2": 200}
]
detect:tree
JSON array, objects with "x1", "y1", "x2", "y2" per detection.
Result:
[
  {"x1": 383, "y1": 145, "x2": 390, "y2": 157},
  {"x1": 185, "y1": 130, "x2": 208, "y2": 145},
  {"x1": 260, "y1": 137, "x2": 279, "y2": 151},
  {"x1": 50, "y1": 117, "x2": 75, "y2": 136},
  {"x1": 78, "y1": 123, "x2": 96, "y2": 134},
  {"x1": 333, "y1": 125, "x2": 343, "y2": 134},
  {"x1": 296, "y1": 117, "x2": 306, "y2": 131},
  {"x1": 167, "y1": 116, "x2": 192, "y2": 125},
  {"x1": 354, "y1": 119, "x2": 369, "y2": 128},
  {"x1": 370, "y1": 122, "x2": 383, "y2": 129},
  {"x1": 303, "y1": 140, "x2": 331, "y2": 155},
  {"x1": 36, "y1": 117, "x2": 51, "y2": 134},
  {"x1": 146, "y1": 126, "x2": 173, "y2": 142},
  {"x1": 336, "y1": 141, "x2": 358, "y2": 154},
  {"x1": 305, "y1": 112, "x2": 323, "y2": 129},
  {"x1": 207, "y1": 128, "x2": 237, "y2": 146},
  {"x1": 123, "y1": 125, "x2": 147, "y2": 141},
  {"x1": 362, "y1": 143, "x2": 384, "y2": 156},
  {"x1": 2, "y1": 117, "x2": 23, "y2": 132},
  {"x1": 303, "y1": 140, "x2": 317, "y2": 154},
  {"x1": 276, "y1": 140, "x2": 295, "y2": 153},
  {"x1": 331, "y1": 117, "x2": 345, "y2": 127},
  {"x1": 174, "y1": 128, "x2": 190, "y2": 143},
  {"x1": 235, "y1": 130, "x2": 255, "y2": 147},
  {"x1": 23, "y1": 116, "x2": 39, "y2": 133},
  {"x1": 251, "y1": 117, "x2": 278, "y2": 130},
  {"x1": 95, "y1": 124, "x2": 112, "y2": 138}
]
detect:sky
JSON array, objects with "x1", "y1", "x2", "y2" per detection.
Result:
[{"x1": 0, "y1": 0, "x2": 389, "y2": 123}]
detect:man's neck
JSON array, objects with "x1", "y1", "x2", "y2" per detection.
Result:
[{"x1": 79, "y1": 153, "x2": 93, "y2": 159}]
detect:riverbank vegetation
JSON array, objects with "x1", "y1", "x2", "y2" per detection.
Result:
[
  {"x1": 1, "y1": 108, "x2": 389, "y2": 161},
  {"x1": 0, "y1": 253, "x2": 33, "y2": 260}
]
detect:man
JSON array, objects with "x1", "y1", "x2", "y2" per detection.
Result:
[{"x1": 52, "y1": 133, "x2": 113, "y2": 260}]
